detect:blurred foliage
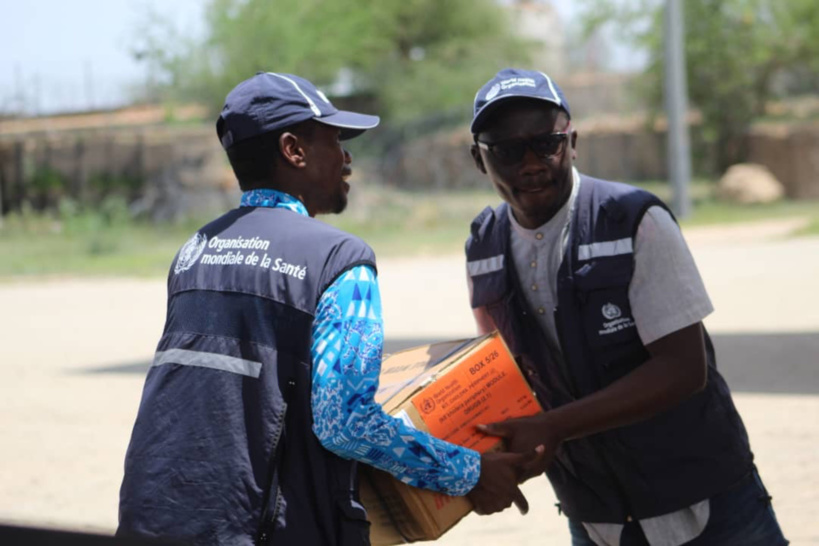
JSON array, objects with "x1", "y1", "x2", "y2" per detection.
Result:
[
  {"x1": 87, "y1": 173, "x2": 145, "y2": 202},
  {"x1": 133, "y1": 0, "x2": 532, "y2": 123},
  {"x1": 58, "y1": 196, "x2": 132, "y2": 255},
  {"x1": 20, "y1": 167, "x2": 145, "y2": 215},
  {"x1": 0, "y1": 195, "x2": 208, "y2": 277},
  {"x1": 578, "y1": 0, "x2": 819, "y2": 175},
  {"x1": 29, "y1": 167, "x2": 65, "y2": 195},
  {"x1": 28, "y1": 167, "x2": 67, "y2": 209},
  {"x1": 793, "y1": 217, "x2": 819, "y2": 237},
  {"x1": 3, "y1": 183, "x2": 819, "y2": 279}
]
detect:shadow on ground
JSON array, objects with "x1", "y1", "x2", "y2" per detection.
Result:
[{"x1": 82, "y1": 332, "x2": 819, "y2": 396}]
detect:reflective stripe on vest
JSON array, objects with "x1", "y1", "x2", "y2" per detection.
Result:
[
  {"x1": 577, "y1": 238, "x2": 633, "y2": 261},
  {"x1": 153, "y1": 348, "x2": 262, "y2": 378},
  {"x1": 467, "y1": 254, "x2": 505, "y2": 277}
]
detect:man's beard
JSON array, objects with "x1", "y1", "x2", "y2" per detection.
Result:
[{"x1": 330, "y1": 192, "x2": 348, "y2": 215}]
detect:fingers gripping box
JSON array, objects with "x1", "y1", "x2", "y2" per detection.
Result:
[{"x1": 359, "y1": 332, "x2": 541, "y2": 545}]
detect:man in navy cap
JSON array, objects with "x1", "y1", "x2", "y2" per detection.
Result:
[
  {"x1": 465, "y1": 68, "x2": 788, "y2": 545},
  {"x1": 117, "y1": 72, "x2": 537, "y2": 545}
]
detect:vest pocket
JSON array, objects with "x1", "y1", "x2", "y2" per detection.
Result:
[
  {"x1": 581, "y1": 286, "x2": 640, "y2": 349},
  {"x1": 574, "y1": 260, "x2": 647, "y2": 381},
  {"x1": 574, "y1": 260, "x2": 640, "y2": 350}
]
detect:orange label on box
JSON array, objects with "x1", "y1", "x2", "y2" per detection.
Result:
[{"x1": 410, "y1": 336, "x2": 540, "y2": 453}]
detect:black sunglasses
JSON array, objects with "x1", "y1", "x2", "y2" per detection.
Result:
[{"x1": 476, "y1": 123, "x2": 572, "y2": 166}]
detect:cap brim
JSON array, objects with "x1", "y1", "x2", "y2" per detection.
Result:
[
  {"x1": 471, "y1": 95, "x2": 567, "y2": 134},
  {"x1": 315, "y1": 111, "x2": 380, "y2": 140}
]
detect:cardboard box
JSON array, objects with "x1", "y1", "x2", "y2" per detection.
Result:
[{"x1": 360, "y1": 332, "x2": 541, "y2": 545}]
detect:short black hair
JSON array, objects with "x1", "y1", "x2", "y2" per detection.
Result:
[{"x1": 226, "y1": 121, "x2": 316, "y2": 191}]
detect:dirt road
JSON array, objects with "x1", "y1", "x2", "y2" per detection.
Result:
[{"x1": 1, "y1": 220, "x2": 817, "y2": 544}]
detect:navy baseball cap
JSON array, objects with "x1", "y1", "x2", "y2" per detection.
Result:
[
  {"x1": 217, "y1": 72, "x2": 380, "y2": 149},
  {"x1": 471, "y1": 68, "x2": 570, "y2": 134}
]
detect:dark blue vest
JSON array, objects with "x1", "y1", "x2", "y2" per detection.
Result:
[
  {"x1": 466, "y1": 175, "x2": 753, "y2": 523},
  {"x1": 118, "y1": 206, "x2": 376, "y2": 545}
]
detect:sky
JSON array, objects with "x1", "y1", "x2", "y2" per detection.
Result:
[
  {"x1": 0, "y1": 0, "x2": 205, "y2": 115},
  {"x1": 0, "y1": 0, "x2": 633, "y2": 117}
]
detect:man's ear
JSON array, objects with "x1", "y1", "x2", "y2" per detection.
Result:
[
  {"x1": 279, "y1": 132, "x2": 307, "y2": 168},
  {"x1": 471, "y1": 144, "x2": 487, "y2": 174},
  {"x1": 570, "y1": 130, "x2": 578, "y2": 161}
]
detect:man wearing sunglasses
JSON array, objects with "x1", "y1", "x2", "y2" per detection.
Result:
[{"x1": 465, "y1": 68, "x2": 787, "y2": 545}]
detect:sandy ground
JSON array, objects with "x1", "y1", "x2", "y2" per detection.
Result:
[{"x1": 1, "y1": 219, "x2": 818, "y2": 544}]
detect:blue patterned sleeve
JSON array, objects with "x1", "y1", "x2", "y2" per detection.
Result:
[{"x1": 310, "y1": 265, "x2": 481, "y2": 496}]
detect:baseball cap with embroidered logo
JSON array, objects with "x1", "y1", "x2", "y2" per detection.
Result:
[
  {"x1": 216, "y1": 72, "x2": 380, "y2": 149},
  {"x1": 471, "y1": 68, "x2": 570, "y2": 134}
]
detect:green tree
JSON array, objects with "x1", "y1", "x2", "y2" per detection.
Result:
[
  {"x1": 134, "y1": 0, "x2": 532, "y2": 123},
  {"x1": 579, "y1": 0, "x2": 819, "y2": 174}
]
